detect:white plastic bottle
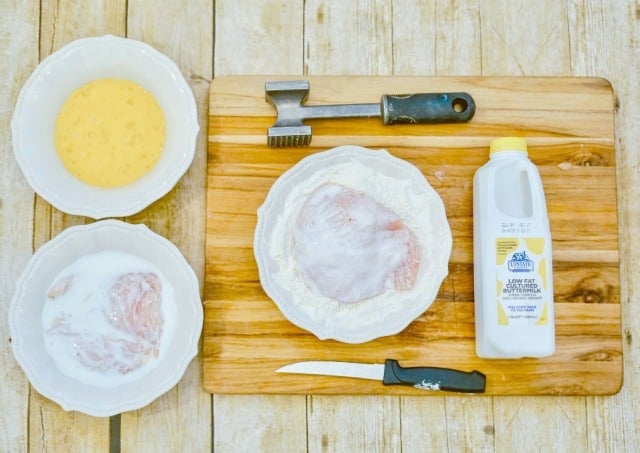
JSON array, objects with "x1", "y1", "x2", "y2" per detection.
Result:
[{"x1": 473, "y1": 137, "x2": 555, "y2": 358}]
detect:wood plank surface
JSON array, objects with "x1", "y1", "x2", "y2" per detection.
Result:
[
  {"x1": 2, "y1": 0, "x2": 640, "y2": 452},
  {"x1": 120, "y1": 1, "x2": 213, "y2": 451},
  {"x1": 29, "y1": 2, "x2": 125, "y2": 451},
  {"x1": 4, "y1": 1, "x2": 214, "y2": 452},
  {"x1": 0, "y1": 2, "x2": 39, "y2": 451},
  {"x1": 307, "y1": 4, "x2": 484, "y2": 449},
  {"x1": 212, "y1": 2, "x2": 308, "y2": 451},
  {"x1": 569, "y1": 2, "x2": 640, "y2": 450},
  {"x1": 203, "y1": 75, "x2": 621, "y2": 396}
]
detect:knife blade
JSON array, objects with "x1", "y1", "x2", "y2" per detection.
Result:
[{"x1": 276, "y1": 359, "x2": 486, "y2": 393}]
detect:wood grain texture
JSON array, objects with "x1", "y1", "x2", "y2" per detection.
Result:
[
  {"x1": 0, "y1": 3, "x2": 40, "y2": 451},
  {"x1": 301, "y1": 6, "x2": 404, "y2": 451},
  {"x1": 28, "y1": 2, "x2": 126, "y2": 450},
  {"x1": 390, "y1": 4, "x2": 498, "y2": 450},
  {"x1": 567, "y1": 1, "x2": 640, "y2": 450},
  {"x1": 213, "y1": 395, "x2": 307, "y2": 452},
  {"x1": 214, "y1": 0, "x2": 304, "y2": 76},
  {"x1": 3, "y1": 0, "x2": 640, "y2": 451},
  {"x1": 478, "y1": 3, "x2": 592, "y2": 451},
  {"x1": 204, "y1": 75, "x2": 621, "y2": 397},
  {"x1": 304, "y1": 0, "x2": 393, "y2": 75},
  {"x1": 120, "y1": 1, "x2": 213, "y2": 452},
  {"x1": 212, "y1": 2, "x2": 308, "y2": 452},
  {"x1": 306, "y1": 396, "x2": 401, "y2": 452},
  {"x1": 480, "y1": 0, "x2": 571, "y2": 76}
]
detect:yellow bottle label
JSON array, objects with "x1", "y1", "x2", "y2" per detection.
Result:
[{"x1": 495, "y1": 235, "x2": 548, "y2": 326}]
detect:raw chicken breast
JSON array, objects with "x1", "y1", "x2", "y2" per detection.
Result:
[
  {"x1": 106, "y1": 272, "x2": 163, "y2": 357},
  {"x1": 46, "y1": 274, "x2": 74, "y2": 299},
  {"x1": 45, "y1": 271, "x2": 164, "y2": 374},
  {"x1": 293, "y1": 183, "x2": 421, "y2": 303}
]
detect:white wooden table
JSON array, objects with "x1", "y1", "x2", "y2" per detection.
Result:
[{"x1": 1, "y1": 1, "x2": 638, "y2": 451}]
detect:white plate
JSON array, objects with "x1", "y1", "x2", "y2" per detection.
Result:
[
  {"x1": 8, "y1": 220, "x2": 202, "y2": 417},
  {"x1": 254, "y1": 145, "x2": 452, "y2": 343},
  {"x1": 11, "y1": 35, "x2": 199, "y2": 218}
]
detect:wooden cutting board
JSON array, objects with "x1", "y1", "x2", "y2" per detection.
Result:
[{"x1": 203, "y1": 76, "x2": 621, "y2": 395}]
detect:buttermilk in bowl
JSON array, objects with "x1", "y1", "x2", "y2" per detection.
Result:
[{"x1": 41, "y1": 250, "x2": 177, "y2": 388}]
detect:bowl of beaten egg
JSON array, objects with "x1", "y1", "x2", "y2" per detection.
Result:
[
  {"x1": 254, "y1": 145, "x2": 452, "y2": 344},
  {"x1": 11, "y1": 35, "x2": 199, "y2": 218},
  {"x1": 8, "y1": 220, "x2": 202, "y2": 417}
]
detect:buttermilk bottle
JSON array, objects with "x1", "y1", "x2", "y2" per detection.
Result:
[{"x1": 473, "y1": 137, "x2": 555, "y2": 358}]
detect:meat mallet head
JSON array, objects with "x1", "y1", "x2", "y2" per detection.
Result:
[{"x1": 265, "y1": 80, "x2": 313, "y2": 147}]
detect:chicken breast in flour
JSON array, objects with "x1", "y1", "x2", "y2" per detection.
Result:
[
  {"x1": 255, "y1": 145, "x2": 452, "y2": 343},
  {"x1": 294, "y1": 183, "x2": 421, "y2": 303}
]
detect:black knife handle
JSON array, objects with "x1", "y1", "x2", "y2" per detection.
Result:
[
  {"x1": 382, "y1": 359, "x2": 486, "y2": 393},
  {"x1": 381, "y1": 92, "x2": 475, "y2": 124}
]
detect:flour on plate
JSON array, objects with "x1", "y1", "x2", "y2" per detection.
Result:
[{"x1": 268, "y1": 155, "x2": 445, "y2": 337}]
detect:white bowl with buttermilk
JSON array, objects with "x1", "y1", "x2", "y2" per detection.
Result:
[
  {"x1": 8, "y1": 220, "x2": 202, "y2": 417},
  {"x1": 254, "y1": 145, "x2": 452, "y2": 343},
  {"x1": 11, "y1": 35, "x2": 199, "y2": 218}
]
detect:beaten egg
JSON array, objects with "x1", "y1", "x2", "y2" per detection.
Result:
[{"x1": 55, "y1": 78, "x2": 165, "y2": 188}]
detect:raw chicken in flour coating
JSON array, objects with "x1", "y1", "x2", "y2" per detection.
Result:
[{"x1": 293, "y1": 183, "x2": 422, "y2": 303}]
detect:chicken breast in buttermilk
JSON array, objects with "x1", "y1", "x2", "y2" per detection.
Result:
[{"x1": 46, "y1": 271, "x2": 163, "y2": 375}]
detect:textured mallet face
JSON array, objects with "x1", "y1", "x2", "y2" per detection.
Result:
[{"x1": 267, "y1": 125, "x2": 312, "y2": 147}]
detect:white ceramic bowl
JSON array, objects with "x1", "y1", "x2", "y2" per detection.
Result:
[
  {"x1": 8, "y1": 220, "x2": 202, "y2": 417},
  {"x1": 254, "y1": 145, "x2": 452, "y2": 343},
  {"x1": 11, "y1": 35, "x2": 199, "y2": 218}
]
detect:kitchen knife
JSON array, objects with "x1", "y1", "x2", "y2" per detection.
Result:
[{"x1": 276, "y1": 359, "x2": 486, "y2": 393}]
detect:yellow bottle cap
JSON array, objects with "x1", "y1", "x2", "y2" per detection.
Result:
[{"x1": 490, "y1": 137, "x2": 528, "y2": 155}]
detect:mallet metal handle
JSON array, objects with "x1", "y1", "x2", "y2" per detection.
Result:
[
  {"x1": 284, "y1": 93, "x2": 475, "y2": 124},
  {"x1": 295, "y1": 102, "x2": 380, "y2": 121}
]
